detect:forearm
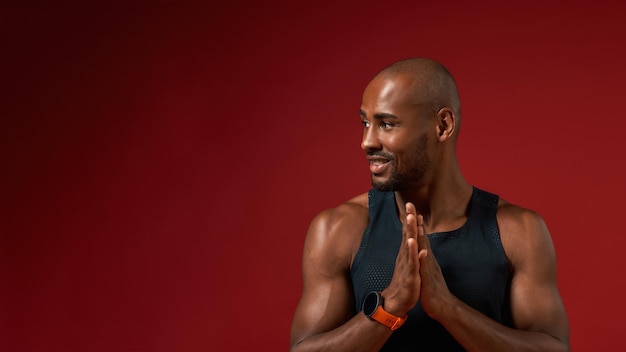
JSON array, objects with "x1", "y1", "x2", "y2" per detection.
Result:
[
  {"x1": 290, "y1": 313, "x2": 394, "y2": 352},
  {"x1": 438, "y1": 298, "x2": 569, "y2": 352}
]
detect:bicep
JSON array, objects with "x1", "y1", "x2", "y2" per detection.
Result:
[
  {"x1": 506, "y1": 212, "x2": 569, "y2": 344},
  {"x1": 289, "y1": 211, "x2": 359, "y2": 346},
  {"x1": 510, "y1": 262, "x2": 568, "y2": 337},
  {"x1": 290, "y1": 268, "x2": 355, "y2": 346}
]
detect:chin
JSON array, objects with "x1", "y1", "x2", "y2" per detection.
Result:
[
  {"x1": 372, "y1": 173, "x2": 414, "y2": 192},
  {"x1": 371, "y1": 179, "x2": 396, "y2": 193}
]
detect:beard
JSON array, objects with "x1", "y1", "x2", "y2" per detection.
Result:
[{"x1": 371, "y1": 133, "x2": 429, "y2": 192}]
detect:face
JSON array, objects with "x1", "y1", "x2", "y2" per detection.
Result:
[{"x1": 359, "y1": 75, "x2": 432, "y2": 192}]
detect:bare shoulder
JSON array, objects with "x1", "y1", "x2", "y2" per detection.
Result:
[
  {"x1": 305, "y1": 192, "x2": 370, "y2": 266},
  {"x1": 496, "y1": 198, "x2": 555, "y2": 270},
  {"x1": 496, "y1": 198, "x2": 547, "y2": 233},
  {"x1": 309, "y1": 192, "x2": 369, "y2": 236}
]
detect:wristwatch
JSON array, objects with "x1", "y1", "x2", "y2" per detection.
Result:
[{"x1": 362, "y1": 291, "x2": 407, "y2": 330}]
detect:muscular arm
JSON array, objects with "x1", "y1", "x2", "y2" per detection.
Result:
[
  {"x1": 290, "y1": 197, "x2": 403, "y2": 351},
  {"x1": 418, "y1": 203, "x2": 570, "y2": 351}
]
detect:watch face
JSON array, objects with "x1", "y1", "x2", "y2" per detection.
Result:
[{"x1": 362, "y1": 291, "x2": 380, "y2": 317}]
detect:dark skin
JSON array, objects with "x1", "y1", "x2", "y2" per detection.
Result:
[{"x1": 290, "y1": 58, "x2": 570, "y2": 351}]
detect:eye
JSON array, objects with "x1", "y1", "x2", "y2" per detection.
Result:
[
  {"x1": 381, "y1": 121, "x2": 393, "y2": 129},
  {"x1": 361, "y1": 120, "x2": 370, "y2": 128}
]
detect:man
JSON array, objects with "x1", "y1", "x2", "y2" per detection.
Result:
[{"x1": 289, "y1": 58, "x2": 569, "y2": 351}]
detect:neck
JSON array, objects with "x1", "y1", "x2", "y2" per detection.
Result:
[{"x1": 394, "y1": 160, "x2": 472, "y2": 233}]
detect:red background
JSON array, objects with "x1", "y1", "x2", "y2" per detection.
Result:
[{"x1": 2, "y1": 1, "x2": 625, "y2": 351}]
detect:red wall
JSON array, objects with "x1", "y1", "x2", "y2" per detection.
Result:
[{"x1": 2, "y1": 1, "x2": 625, "y2": 351}]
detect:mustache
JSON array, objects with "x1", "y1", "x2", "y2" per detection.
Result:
[{"x1": 366, "y1": 151, "x2": 395, "y2": 160}]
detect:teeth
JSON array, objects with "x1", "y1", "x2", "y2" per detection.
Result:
[{"x1": 372, "y1": 160, "x2": 386, "y2": 165}]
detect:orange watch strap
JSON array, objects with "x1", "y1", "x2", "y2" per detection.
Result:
[{"x1": 371, "y1": 305, "x2": 408, "y2": 330}]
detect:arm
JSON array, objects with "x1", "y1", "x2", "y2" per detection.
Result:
[
  {"x1": 290, "y1": 200, "x2": 423, "y2": 351},
  {"x1": 414, "y1": 203, "x2": 570, "y2": 351},
  {"x1": 289, "y1": 204, "x2": 391, "y2": 351}
]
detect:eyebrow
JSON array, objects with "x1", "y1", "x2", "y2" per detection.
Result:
[{"x1": 359, "y1": 109, "x2": 399, "y2": 120}]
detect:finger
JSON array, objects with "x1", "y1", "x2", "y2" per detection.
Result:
[
  {"x1": 407, "y1": 237, "x2": 420, "y2": 270},
  {"x1": 401, "y1": 211, "x2": 411, "y2": 246},
  {"x1": 405, "y1": 202, "x2": 417, "y2": 218},
  {"x1": 416, "y1": 215, "x2": 430, "y2": 259},
  {"x1": 405, "y1": 203, "x2": 418, "y2": 241},
  {"x1": 416, "y1": 212, "x2": 424, "y2": 227},
  {"x1": 404, "y1": 218, "x2": 417, "y2": 266}
]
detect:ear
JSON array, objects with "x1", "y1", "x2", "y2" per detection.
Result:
[{"x1": 435, "y1": 107, "x2": 456, "y2": 142}]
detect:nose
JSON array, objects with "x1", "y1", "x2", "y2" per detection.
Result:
[{"x1": 361, "y1": 124, "x2": 381, "y2": 152}]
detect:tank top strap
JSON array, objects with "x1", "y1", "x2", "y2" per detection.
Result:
[{"x1": 467, "y1": 186, "x2": 502, "y2": 246}]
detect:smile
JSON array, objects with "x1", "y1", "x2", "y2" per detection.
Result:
[{"x1": 368, "y1": 158, "x2": 391, "y2": 175}]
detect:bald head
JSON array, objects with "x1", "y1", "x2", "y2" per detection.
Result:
[{"x1": 375, "y1": 58, "x2": 461, "y2": 121}]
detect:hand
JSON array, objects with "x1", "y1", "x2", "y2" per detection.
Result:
[
  {"x1": 381, "y1": 202, "x2": 424, "y2": 316},
  {"x1": 416, "y1": 213, "x2": 451, "y2": 320}
]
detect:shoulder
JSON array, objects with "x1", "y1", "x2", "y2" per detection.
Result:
[
  {"x1": 496, "y1": 198, "x2": 546, "y2": 231},
  {"x1": 304, "y1": 192, "x2": 370, "y2": 267},
  {"x1": 495, "y1": 198, "x2": 556, "y2": 270},
  {"x1": 309, "y1": 192, "x2": 369, "y2": 235}
]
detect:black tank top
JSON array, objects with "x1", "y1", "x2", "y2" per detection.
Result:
[{"x1": 350, "y1": 187, "x2": 512, "y2": 351}]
